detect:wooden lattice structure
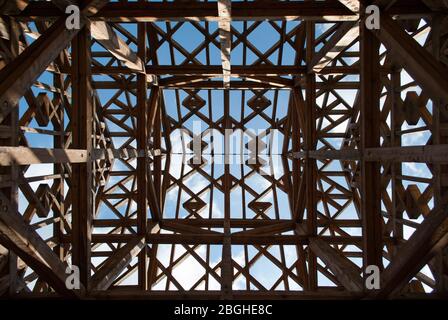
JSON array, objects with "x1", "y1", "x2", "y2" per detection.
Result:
[{"x1": 0, "y1": 0, "x2": 447, "y2": 299}]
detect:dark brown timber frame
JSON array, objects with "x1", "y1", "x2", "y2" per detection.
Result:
[{"x1": 0, "y1": 0, "x2": 447, "y2": 299}]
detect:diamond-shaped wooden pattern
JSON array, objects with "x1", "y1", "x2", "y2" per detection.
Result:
[
  {"x1": 34, "y1": 183, "x2": 52, "y2": 218},
  {"x1": 402, "y1": 91, "x2": 421, "y2": 126},
  {"x1": 34, "y1": 92, "x2": 52, "y2": 127},
  {"x1": 217, "y1": 173, "x2": 239, "y2": 191},
  {"x1": 247, "y1": 94, "x2": 271, "y2": 110},
  {"x1": 183, "y1": 197, "x2": 207, "y2": 214},
  {"x1": 248, "y1": 200, "x2": 272, "y2": 214},
  {"x1": 182, "y1": 94, "x2": 206, "y2": 110}
]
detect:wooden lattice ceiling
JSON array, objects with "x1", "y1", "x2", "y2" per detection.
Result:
[{"x1": 0, "y1": 0, "x2": 447, "y2": 299}]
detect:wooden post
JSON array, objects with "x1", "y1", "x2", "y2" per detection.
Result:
[
  {"x1": 52, "y1": 51, "x2": 66, "y2": 263},
  {"x1": 431, "y1": 14, "x2": 448, "y2": 293},
  {"x1": 136, "y1": 20, "x2": 148, "y2": 291},
  {"x1": 71, "y1": 25, "x2": 93, "y2": 291},
  {"x1": 360, "y1": 3, "x2": 383, "y2": 281},
  {"x1": 0, "y1": 17, "x2": 20, "y2": 295},
  {"x1": 222, "y1": 89, "x2": 233, "y2": 298},
  {"x1": 305, "y1": 18, "x2": 318, "y2": 291}
]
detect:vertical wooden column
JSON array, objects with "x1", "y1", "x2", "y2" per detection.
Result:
[
  {"x1": 10, "y1": 17, "x2": 19, "y2": 295},
  {"x1": 71, "y1": 25, "x2": 93, "y2": 291},
  {"x1": 305, "y1": 20, "x2": 317, "y2": 291},
  {"x1": 390, "y1": 66, "x2": 404, "y2": 250},
  {"x1": 146, "y1": 22, "x2": 161, "y2": 290},
  {"x1": 291, "y1": 93, "x2": 300, "y2": 219},
  {"x1": 431, "y1": 14, "x2": 448, "y2": 293},
  {"x1": 147, "y1": 87, "x2": 161, "y2": 222},
  {"x1": 137, "y1": 21, "x2": 148, "y2": 291},
  {"x1": 53, "y1": 55, "x2": 66, "y2": 262},
  {"x1": 153, "y1": 109, "x2": 162, "y2": 206},
  {"x1": 222, "y1": 89, "x2": 233, "y2": 298},
  {"x1": 0, "y1": 17, "x2": 20, "y2": 295},
  {"x1": 152, "y1": 44, "x2": 162, "y2": 217},
  {"x1": 145, "y1": 86, "x2": 161, "y2": 290},
  {"x1": 360, "y1": 4, "x2": 383, "y2": 278}
]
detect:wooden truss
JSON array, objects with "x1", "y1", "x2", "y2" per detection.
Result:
[{"x1": 0, "y1": 0, "x2": 447, "y2": 299}]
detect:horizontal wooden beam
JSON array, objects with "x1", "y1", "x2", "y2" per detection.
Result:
[
  {"x1": 149, "y1": 234, "x2": 320, "y2": 245},
  {"x1": 160, "y1": 220, "x2": 221, "y2": 236},
  {"x1": 96, "y1": 65, "x2": 309, "y2": 76},
  {"x1": 17, "y1": 1, "x2": 358, "y2": 22},
  {"x1": 298, "y1": 149, "x2": 361, "y2": 161},
  {"x1": 6, "y1": 145, "x2": 445, "y2": 166},
  {"x1": 15, "y1": 1, "x2": 440, "y2": 22},
  {"x1": 92, "y1": 79, "x2": 361, "y2": 90},
  {"x1": 159, "y1": 80, "x2": 293, "y2": 90},
  {"x1": 0, "y1": 147, "x2": 89, "y2": 165},
  {"x1": 93, "y1": 219, "x2": 363, "y2": 229},
  {"x1": 364, "y1": 145, "x2": 448, "y2": 163},
  {"x1": 4, "y1": 145, "x2": 446, "y2": 166},
  {"x1": 0, "y1": 147, "x2": 147, "y2": 165},
  {"x1": 59, "y1": 234, "x2": 396, "y2": 246},
  {"x1": 89, "y1": 65, "x2": 371, "y2": 76},
  {"x1": 231, "y1": 221, "x2": 296, "y2": 236},
  {"x1": 293, "y1": 145, "x2": 448, "y2": 163}
]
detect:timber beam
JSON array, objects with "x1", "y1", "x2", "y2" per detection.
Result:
[
  {"x1": 217, "y1": 0, "x2": 231, "y2": 88},
  {"x1": 309, "y1": 21, "x2": 359, "y2": 73},
  {"x1": 309, "y1": 238, "x2": 364, "y2": 292},
  {"x1": 59, "y1": 234, "x2": 396, "y2": 246},
  {"x1": 13, "y1": 1, "x2": 441, "y2": 22},
  {"x1": 360, "y1": 1, "x2": 383, "y2": 274},
  {"x1": 90, "y1": 236, "x2": 145, "y2": 291},
  {"x1": 0, "y1": 147, "x2": 148, "y2": 165},
  {"x1": 0, "y1": 0, "x2": 109, "y2": 123},
  {"x1": 50, "y1": 0, "x2": 147, "y2": 75},
  {"x1": 291, "y1": 145, "x2": 448, "y2": 163},
  {"x1": 376, "y1": 205, "x2": 448, "y2": 298},
  {"x1": 0, "y1": 192, "x2": 81, "y2": 298},
  {"x1": 371, "y1": 13, "x2": 448, "y2": 103}
]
